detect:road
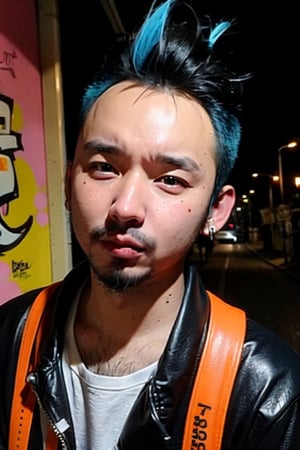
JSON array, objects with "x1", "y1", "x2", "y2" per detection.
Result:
[{"x1": 197, "y1": 243, "x2": 300, "y2": 353}]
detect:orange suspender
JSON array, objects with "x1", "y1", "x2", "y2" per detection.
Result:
[
  {"x1": 9, "y1": 287, "x2": 245, "y2": 450},
  {"x1": 9, "y1": 283, "x2": 61, "y2": 450},
  {"x1": 182, "y1": 291, "x2": 246, "y2": 450}
]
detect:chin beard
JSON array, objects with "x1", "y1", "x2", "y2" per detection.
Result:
[{"x1": 91, "y1": 263, "x2": 151, "y2": 292}]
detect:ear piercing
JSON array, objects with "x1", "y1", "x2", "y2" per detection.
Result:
[{"x1": 207, "y1": 218, "x2": 215, "y2": 241}]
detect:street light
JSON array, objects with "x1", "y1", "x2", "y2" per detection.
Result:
[{"x1": 278, "y1": 141, "x2": 298, "y2": 203}]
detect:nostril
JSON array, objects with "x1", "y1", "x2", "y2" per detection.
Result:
[{"x1": 106, "y1": 215, "x2": 143, "y2": 234}]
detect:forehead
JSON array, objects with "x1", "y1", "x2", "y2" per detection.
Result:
[{"x1": 81, "y1": 81, "x2": 216, "y2": 164}]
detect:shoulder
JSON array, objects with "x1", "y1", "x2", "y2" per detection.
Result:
[
  {"x1": 0, "y1": 288, "x2": 42, "y2": 322},
  {"x1": 241, "y1": 318, "x2": 300, "y2": 406},
  {"x1": 0, "y1": 288, "x2": 44, "y2": 353},
  {"x1": 0, "y1": 289, "x2": 43, "y2": 382},
  {"x1": 237, "y1": 318, "x2": 300, "y2": 399},
  {"x1": 243, "y1": 318, "x2": 300, "y2": 375},
  {"x1": 223, "y1": 319, "x2": 300, "y2": 447}
]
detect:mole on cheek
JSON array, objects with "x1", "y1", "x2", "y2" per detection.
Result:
[{"x1": 188, "y1": 208, "x2": 192, "y2": 213}]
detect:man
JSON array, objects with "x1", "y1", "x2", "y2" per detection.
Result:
[{"x1": 1, "y1": 0, "x2": 300, "y2": 449}]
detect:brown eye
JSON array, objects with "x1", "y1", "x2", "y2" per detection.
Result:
[
  {"x1": 88, "y1": 161, "x2": 119, "y2": 180},
  {"x1": 160, "y1": 175, "x2": 188, "y2": 187},
  {"x1": 163, "y1": 175, "x2": 177, "y2": 185},
  {"x1": 89, "y1": 162, "x2": 116, "y2": 172}
]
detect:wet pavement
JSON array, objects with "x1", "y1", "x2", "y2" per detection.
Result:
[
  {"x1": 198, "y1": 240, "x2": 300, "y2": 352},
  {"x1": 245, "y1": 241, "x2": 300, "y2": 282}
]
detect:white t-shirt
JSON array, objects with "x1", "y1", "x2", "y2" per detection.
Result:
[{"x1": 61, "y1": 294, "x2": 158, "y2": 450}]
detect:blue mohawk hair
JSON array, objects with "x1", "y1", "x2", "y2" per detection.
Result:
[
  {"x1": 79, "y1": 0, "x2": 249, "y2": 202},
  {"x1": 132, "y1": 0, "x2": 174, "y2": 73},
  {"x1": 208, "y1": 21, "x2": 231, "y2": 50}
]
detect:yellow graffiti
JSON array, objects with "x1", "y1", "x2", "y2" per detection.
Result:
[
  {"x1": 2, "y1": 157, "x2": 52, "y2": 293},
  {"x1": 11, "y1": 101, "x2": 23, "y2": 131}
]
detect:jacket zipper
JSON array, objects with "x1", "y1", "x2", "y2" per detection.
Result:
[
  {"x1": 149, "y1": 379, "x2": 171, "y2": 442},
  {"x1": 27, "y1": 373, "x2": 68, "y2": 449}
]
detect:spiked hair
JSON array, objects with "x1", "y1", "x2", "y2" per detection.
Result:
[{"x1": 80, "y1": 0, "x2": 248, "y2": 200}]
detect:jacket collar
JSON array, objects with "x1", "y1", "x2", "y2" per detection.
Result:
[
  {"x1": 37, "y1": 259, "x2": 210, "y2": 449},
  {"x1": 117, "y1": 262, "x2": 210, "y2": 448}
]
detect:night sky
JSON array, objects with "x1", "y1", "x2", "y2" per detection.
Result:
[{"x1": 59, "y1": 1, "x2": 300, "y2": 206}]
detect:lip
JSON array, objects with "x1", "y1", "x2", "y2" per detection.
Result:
[{"x1": 101, "y1": 236, "x2": 145, "y2": 259}]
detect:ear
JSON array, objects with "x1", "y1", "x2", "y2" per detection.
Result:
[
  {"x1": 202, "y1": 185, "x2": 236, "y2": 235},
  {"x1": 64, "y1": 160, "x2": 73, "y2": 210}
]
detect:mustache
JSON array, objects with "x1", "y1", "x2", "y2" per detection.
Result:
[{"x1": 90, "y1": 224, "x2": 156, "y2": 251}]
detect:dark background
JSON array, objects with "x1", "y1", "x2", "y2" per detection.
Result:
[{"x1": 57, "y1": 0, "x2": 300, "y2": 205}]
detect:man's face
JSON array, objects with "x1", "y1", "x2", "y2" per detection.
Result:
[{"x1": 66, "y1": 81, "x2": 218, "y2": 290}]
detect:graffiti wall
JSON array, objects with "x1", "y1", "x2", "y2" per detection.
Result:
[{"x1": 0, "y1": 0, "x2": 52, "y2": 304}]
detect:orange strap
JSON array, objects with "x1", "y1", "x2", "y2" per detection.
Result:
[
  {"x1": 9, "y1": 282, "x2": 61, "y2": 450},
  {"x1": 182, "y1": 291, "x2": 246, "y2": 450},
  {"x1": 9, "y1": 285, "x2": 245, "y2": 450}
]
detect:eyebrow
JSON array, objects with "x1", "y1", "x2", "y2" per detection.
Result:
[
  {"x1": 84, "y1": 140, "x2": 121, "y2": 155},
  {"x1": 84, "y1": 139, "x2": 201, "y2": 172},
  {"x1": 157, "y1": 154, "x2": 201, "y2": 172}
]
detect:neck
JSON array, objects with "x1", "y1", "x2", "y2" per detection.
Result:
[{"x1": 74, "y1": 270, "x2": 184, "y2": 375}]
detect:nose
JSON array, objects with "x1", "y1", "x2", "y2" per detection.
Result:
[{"x1": 109, "y1": 171, "x2": 146, "y2": 227}]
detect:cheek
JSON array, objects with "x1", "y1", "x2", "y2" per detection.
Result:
[
  {"x1": 179, "y1": 192, "x2": 210, "y2": 221},
  {"x1": 70, "y1": 180, "x2": 106, "y2": 225},
  {"x1": 72, "y1": 174, "x2": 103, "y2": 206},
  {"x1": 156, "y1": 199, "x2": 207, "y2": 244}
]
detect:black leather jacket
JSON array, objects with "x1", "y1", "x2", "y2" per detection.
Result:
[{"x1": 1, "y1": 260, "x2": 300, "y2": 449}]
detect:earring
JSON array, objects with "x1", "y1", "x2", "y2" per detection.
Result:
[
  {"x1": 207, "y1": 218, "x2": 215, "y2": 241},
  {"x1": 209, "y1": 224, "x2": 215, "y2": 241}
]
